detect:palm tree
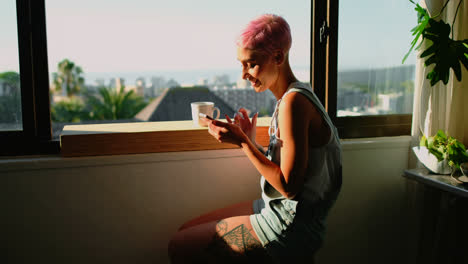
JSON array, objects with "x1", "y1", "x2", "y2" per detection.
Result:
[
  {"x1": 50, "y1": 97, "x2": 88, "y2": 123},
  {"x1": 86, "y1": 86, "x2": 147, "y2": 120},
  {"x1": 52, "y1": 59, "x2": 85, "y2": 97}
]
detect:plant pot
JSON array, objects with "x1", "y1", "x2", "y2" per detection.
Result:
[{"x1": 412, "y1": 146, "x2": 452, "y2": 174}]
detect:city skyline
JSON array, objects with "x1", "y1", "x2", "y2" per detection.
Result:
[{"x1": 79, "y1": 66, "x2": 312, "y2": 87}]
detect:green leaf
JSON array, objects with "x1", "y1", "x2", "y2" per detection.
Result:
[
  {"x1": 402, "y1": 3, "x2": 430, "y2": 64},
  {"x1": 431, "y1": 149, "x2": 445, "y2": 161},
  {"x1": 423, "y1": 130, "x2": 468, "y2": 168},
  {"x1": 420, "y1": 44, "x2": 437, "y2": 58},
  {"x1": 436, "y1": 130, "x2": 447, "y2": 140},
  {"x1": 427, "y1": 137, "x2": 435, "y2": 149},
  {"x1": 417, "y1": 18, "x2": 468, "y2": 86},
  {"x1": 424, "y1": 54, "x2": 438, "y2": 66},
  {"x1": 420, "y1": 135, "x2": 428, "y2": 147}
]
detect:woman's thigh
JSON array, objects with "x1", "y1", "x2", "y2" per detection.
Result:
[
  {"x1": 168, "y1": 215, "x2": 271, "y2": 264},
  {"x1": 178, "y1": 200, "x2": 255, "y2": 231}
]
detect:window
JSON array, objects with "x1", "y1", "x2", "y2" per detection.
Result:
[
  {"x1": 45, "y1": 0, "x2": 311, "y2": 140},
  {"x1": 314, "y1": 0, "x2": 413, "y2": 138},
  {"x1": 3, "y1": 0, "x2": 412, "y2": 156},
  {"x1": 0, "y1": 1, "x2": 22, "y2": 131},
  {"x1": 337, "y1": 1, "x2": 415, "y2": 117},
  {"x1": 1, "y1": 0, "x2": 56, "y2": 155}
]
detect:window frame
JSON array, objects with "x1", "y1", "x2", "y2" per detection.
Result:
[
  {"x1": 313, "y1": 0, "x2": 412, "y2": 139},
  {"x1": 1, "y1": 0, "x2": 411, "y2": 157},
  {"x1": 1, "y1": 0, "x2": 58, "y2": 156}
]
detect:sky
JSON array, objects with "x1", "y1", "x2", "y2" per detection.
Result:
[
  {"x1": 338, "y1": 0, "x2": 417, "y2": 70},
  {"x1": 1, "y1": 0, "x2": 416, "y2": 79}
]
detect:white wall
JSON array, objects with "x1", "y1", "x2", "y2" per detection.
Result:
[
  {"x1": 0, "y1": 136, "x2": 412, "y2": 264},
  {"x1": 317, "y1": 136, "x2": 413, "y2": 264}
]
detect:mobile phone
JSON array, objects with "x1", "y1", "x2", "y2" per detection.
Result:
[{"x1": 199, "y1": 113, "x2": 214, "y2": 120}]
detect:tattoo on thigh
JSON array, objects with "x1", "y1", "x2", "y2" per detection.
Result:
[
  {"x1": 215, "y1": 219, "x2": 228, "y2": 234},
  {"x1": 206, "y1": 219, "x2": 264, "y2": 259}
]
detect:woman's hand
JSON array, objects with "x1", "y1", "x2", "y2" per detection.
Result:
[
  {"x1": 226, "y1": 108, "x2": 258, "y2": 144},
  {"x1": 205, "y1": 119, "x2": 248, "y2": 147}
]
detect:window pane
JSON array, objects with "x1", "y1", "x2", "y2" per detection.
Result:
[
  {"x1": 45, "y1": 0, "x2": 310, "y2": 139},
  {"x1": 337, "y1": 1, "x2": 415, "y2": 117},
  {"x1": 0, "y1": 1, "x2": 22, "y2": 131}
]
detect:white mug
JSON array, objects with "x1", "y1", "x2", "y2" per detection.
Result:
[{"x1": 190, "y1": 102, "x2": 220, "y2": 127}]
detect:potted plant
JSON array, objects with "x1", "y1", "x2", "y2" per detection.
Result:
[
  {"x1": 413, "y1": 130, "x2": 468, "y2": 174},
  {"x1": 404, "y1": 0, "x2": 468, "y2": 174}
]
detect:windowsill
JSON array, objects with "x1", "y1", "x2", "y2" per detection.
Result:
[
  {"x1": 403, "y1": 168, "x2": 468, "y2": 199},
  {"x1": 60, "y1": 117, "x2": 272, "y2": 157},
  {"x1": 0, "y1": 136, "x2": 412, "y2": 171}
]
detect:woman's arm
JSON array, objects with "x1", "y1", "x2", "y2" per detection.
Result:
[
  {"x1": 207, "y1": 92, "x2": 319, "y2": 199},
  {"x1": 242, "y1": 92, "x2": 314, "y2": 199}
]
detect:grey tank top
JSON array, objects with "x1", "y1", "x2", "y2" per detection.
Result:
[{"x1": 261, "y1": 82, "x2": 342, "y2": 214}]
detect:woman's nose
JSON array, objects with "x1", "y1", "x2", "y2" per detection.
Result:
[{"x1": 241, "y1": 68, "x2": 249, "y2": 80}]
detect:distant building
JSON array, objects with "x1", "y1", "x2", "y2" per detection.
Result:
[
  {"x1": 136, "y1": 77, "x2": 146, "y2": 89},
  {"x1": 337, "y1": 90, "x2": 372, "y2": 113},
  {"x1": 115, "y1": 78, "x2": 125, "y2": 89},
  {"x1": 94, "y1": 78, "x2": 105, "y2": 87},
  {"x1": 211, "y1": 79, "x2": 276, "y2": 116},
  {"x1": 197, "y1": 78, "x2": 208, "y2": 86},
  {"x1": 124, "y1": 85, "x2": 144, "y2": 97},
  {"x1": 212, "y1": 74, "x2": 230, "y2": 86},
  {"x1": 135, "y1": 77, "x2": 146, "y2": 97},
  {"x1": 109, "y1": 77, "x2": 125, "y2": 89},
  {"x1": 337, "y1": 64, "x2": 415, "y2": 115},
  {"x1": 148, "y1": 76, "x2": 167, "y2": 98},
  {"x1": 378, "y1": 92, "x2": 413, "y2": 114}
]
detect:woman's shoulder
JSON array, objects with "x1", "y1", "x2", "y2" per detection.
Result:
[
  {"x1": 287, "y1": 81, "x2": 312, "y2": 90},
  {"x1": 281, "y1": 82, "x2": 315, "y2": 110},
  {"x1": 278, "y1": 86, "x2": 318, "y2": 122},
  {"x1": 281, "y1": 89, "x2": 311, "y2": 109}
]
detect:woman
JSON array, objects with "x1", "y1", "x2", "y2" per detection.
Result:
[{"x1": 168, "y1": 14, "x2": 342, "y2": 264}]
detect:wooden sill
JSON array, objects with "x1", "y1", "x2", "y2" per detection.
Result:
[{"x1": 60, "y1": 118, "x2": 271, "y2": 157}]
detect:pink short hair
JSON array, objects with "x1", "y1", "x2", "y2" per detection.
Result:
[{"x1": 237, "y1": 14, "x2": 292, "y2": 54}]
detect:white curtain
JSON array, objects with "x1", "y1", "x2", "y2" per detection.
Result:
[{"x1": 411, "y1": 0, "x2": 468, "y2": 146}]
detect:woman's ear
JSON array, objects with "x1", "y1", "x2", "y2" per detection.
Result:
[{"x1": 273, "y1": 50, "x2": 285, "y2": 65}]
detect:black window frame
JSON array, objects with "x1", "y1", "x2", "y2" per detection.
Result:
[
  {"x1": 312, "y1": 0, "x2": 412, "y2": 139},
  {"x1": 1, "y1": 0, "x2": 411, "y2": 156},
  {"x1": 1, "y1": 0, "x2": 58, "y2": 156}
]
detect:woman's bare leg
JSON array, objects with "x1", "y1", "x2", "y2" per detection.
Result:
[
  {"x1": 168, "y1": 215, "x2": 271, "y2": 264},
  {"x1": 178, "y1": 200, "x2": 255, "y2": 231}
]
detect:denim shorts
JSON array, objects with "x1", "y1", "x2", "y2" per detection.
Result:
[{"x1": 250, "y1": 198, "x2": 326, "y2": 263}]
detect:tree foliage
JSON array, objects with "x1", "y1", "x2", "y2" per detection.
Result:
[
  {"x1": 49, "y1": 58, "x2": 148, "y2": 122},
  {"x1": 0, "y1": 71, "x2": 21, "y2": 123},
  {"x1": 85, "y1": 86, "x2": 147, "y2": 120},
  {"x1": 50, "y1": 97, "x2": 89, "y2": 123},
  {"x1": 0, "y1": 71, "x2": 20, "y2": 90},
  {"x1": 52, "y1": 59, "x2": 85, "y2": 97}
]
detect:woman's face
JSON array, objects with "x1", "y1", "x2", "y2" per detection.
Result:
[{"x1": 237, "y1": 47, "x2": 279, "y2": 93}]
